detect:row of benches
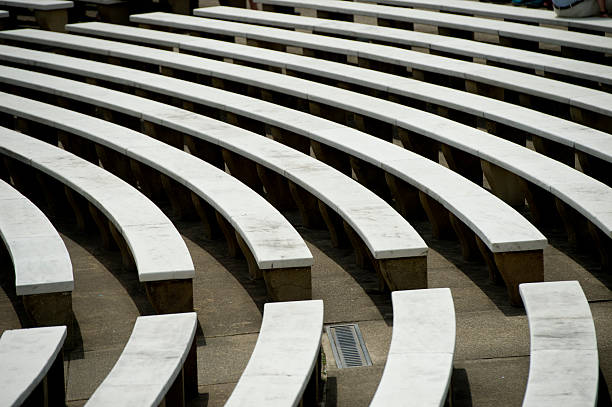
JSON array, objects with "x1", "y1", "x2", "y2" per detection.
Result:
[
  {"x1": 3, "y1": 29, "x2": 610, "y2": 281},
  {"x1": 0, "y1": 282, "x2": 597, "y2": 406}
]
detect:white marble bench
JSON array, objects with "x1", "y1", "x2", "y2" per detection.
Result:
[
  {"x1": 0, "y1": 127, "x2": 197, "y2": 314},
  {"x1": 0, "y1": 178, "x2": 74, "y2": 344},
  {"x1": 0, "y1": 326, "x2": 67, "y2": 407},
  {"x1": 0, "y1": 90, "x2": 316, "y2": 302},
  {"x1": 519, "y1": 281, "x2": 598, "y2": 407},
  {"x1": 0, "y1": 0, "x2": 72, "y2": 31},
  {"x1": 5, "y1": 34, "x2": 611, "y2": 276},
  {"x1": 0, "y1": 10, "x2": 8, "y2": 17},
  {"x1": 48, "y1": 22, "x2": 612, "y2": 187},
  {"x1": 370, "y1": 288, "x2": 455, "y2": 407},
  {"x1": 251, "y1": 0, "x2": 612, "y2": 62},
  {"x1": 0, "y1": 44, "x2": 551, "y2": 304},
  {"x1": 226, "y1": 300, "x2": 323, "y2": 406},
  {"x1": 0, "y1": 64, "x2": 428, "y2": 294},
  {"x1": 191, "y1": 6, "x2": 612, "y2": 133},
  {"x1": 126, "y1": 11, "x2": 612, "y2": 94},
  {"x1": 365, "y1": 0, "x2": 612, "y2": 35},
  {"x1": 86, "y1": 312, "x2": 198, "y2": 406}
]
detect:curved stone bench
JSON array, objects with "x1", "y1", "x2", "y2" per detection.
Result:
[
  {"x1": 226, "y1": 300, "x2": 323, "y2": 406},
  {"x1": 0, "y1": 47, "x2": 550, "y2": 304},
  {"x1": 86, "y1": 312, "x2": 198, "y2": 406},
  {"x1": 0, "y1": 73, "x2": 426, "y2": 294},
  {"x1": 370, "y1": 288, "x2": 455, "y2": 407},
  {"x1": 250, "y1": 0, "x2": 612, "y2": 63},
  {"x1": 38, "y1": 22, "x2": 612, "y2": 187},
  {"x1": 0, "y1": 0, "x2": 72, "y2": 31},
  {"x1": 362, "y1": 0, "x2": 612, "y2": 35},
  {"x1": 0, "y1": 178, "x2": 74, "y2": 344},
  {"x1": 190, "y1": 6, "x2": 612, "y2": 133},
  {"x1": 0, "y1": 127, "x2": 196, "y2": 314},
  {"x1": 0, "y1": 91, "x2": 314, "y2": 301},
  {"x1": 0, "y1": 326, "x2": 67, "y2": 407},
  {"x1": 519, "y1": 281, "x2": 598, "y2": 407}
]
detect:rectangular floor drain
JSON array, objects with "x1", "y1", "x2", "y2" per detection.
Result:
[{"x1": 325, "y1": 323, "x2": 372, "y2": 368}]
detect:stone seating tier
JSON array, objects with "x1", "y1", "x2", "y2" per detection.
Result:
[
  {"x1": 519, "y1": 281, "x2": 598, "y2": 406},
  {"x1": 0, "y1": 326, "x2": 67, "y2": 406},
  {"x1": 0, "y1": 50, "x2": 550, "y2": 304},
  {"x1": 0, "y1": 0, "x2": 72, "y2": 31}
]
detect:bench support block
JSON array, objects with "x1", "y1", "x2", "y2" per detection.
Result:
[
  {"x1": 288, "y1": 181, "x2": 326, "y2": 229},
  {"x1": 419, "y1": 192, "x2": 454, "y2": 239},
  {"x1": 144, "y1": 279, "x2": 194, "y2": 314},
  {"x1": 481, "y1": 160, "x2": 525, "y2": 207},
  {"x1": 263, "y1": 267, "x2": 312, "y2": 301},
  {"x1": 318, "y1": 201, "x2": 350, "y2": 248},
  {"x1": 476, "y1": 239, "x2": 544, "y2": 306},
  {"x1": 449, "y1": 213, "x2": 481, "y2": 261},
  {"x1": 588, "y1": 221, "x2": 611, "y2": 271},
  {"x1": 385, "y1": 173, "x2": 425, "y2": 219},
  {"x1": 375, "y1": 256, "x2": 428, "y2": 292},
  {"x1": 191, "y1": 193, "x2": 221, "y2": 239},
  {"x1": 34, "y1": 9, "x2": 68, "y2": 32}
]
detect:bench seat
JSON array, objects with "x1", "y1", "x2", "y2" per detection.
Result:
[
  {"x1": 370, "y1": 288, "x2": 455, "y2": 407},
  {"x1": 43, "y1": 23, "x2": 612, "y2": 186},
  {"x1": 0, "y1": 0, "x2": 72, "y2": 31},
  {"x1": 363, "y1": 0, "x2": 612, "y2": 34},
  {"x1": 0, "y1": 178, "x2": 73, "y2": 296},
  {"x1": 0, "y1": 72, "x2": 426, "y2": 294},
  {"x1": 0, "y1": 46, "x2": 551, "y2": 304},
  {"x1": 0, "y1": 127, "x2": 196, "y2": 313},
  {"x1": 250, "y1": 0, "x2": 612, "y2": 59},
  {"x1": 190, "y1": 7, "x2": 612, "y2": 132},
  {"x1": 519, "y1": 281, "x2": 598, "y2": 407},
  {"x1": 0, "y1": 326, "x2": 67, "y2": 407},
  {"x1": 225, "y1": 300, "x2": 323, "y2": 406},
  {"x1": 86, "y1": 312, "x2": 198, "y2": 406}
]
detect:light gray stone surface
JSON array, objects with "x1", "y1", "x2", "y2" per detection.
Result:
[
  {"x1": 0, "y1": 127, "x2": 195, "y2": 282},
  {"x1": 0, "y1": 91, "x2": 313, "y2": 271},
  {"x1": 519, "y1": 281, "x2": 598, "y2": 407},
  {"x1": 249, "y1": 0, "x2": 612, "y2": 53},
  {"x1": 370, "y1": 288, "x2": 455, "y2": 407},
  {"x1": 0, "y1": 10, "x2": 7, "y2": 17},
  {"x1": 0, "y1": 62, "x2": 428, "y2": 262},
  {"x1": 0, "y1": 0, "x2": 72, "y2": 10},
  {"x1": 85, "y1": 312, "x2": 197, "y2": 406},
  {"x1": 0, "y1": 179, "x2": 73, "y2": 295},
  {"x1": 225, "y1": 300, "x2": 323, "y2": 407},
  {"x1": 0, "y1": 326, "x2": 66, "y2": 406},
  {"x1": 0, "y1": 42, "x2": 550, "y2": 254},
  {"x1": 191, "y1": 6, "x2": 612, "y2": 107}
]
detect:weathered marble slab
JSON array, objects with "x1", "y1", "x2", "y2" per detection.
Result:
[
  {"x1": 0, "y1": 0, "x2": 72, "y2": 10},
  {"x1": 0, "y1": 127, "x2": 195, "y2": 282},
  {"x1": 0, "y1": 326, "x2": 66, "y2": 406},
  {"x1": 0, "y1": 63, "x2": 428, "y2": 263},
  {"x1": 0, "y1": 179, "x2": 73, "y2": 295},
  {"x1": 0, "y1": 44, "x2": 550, "y2": 254},
  {"x1": 225, "y1": 300, "x2": 323, "y2": 407},
  {"x1": 370, "y1": 288, "x2": 455, "y2": 407},
  {"x1": 519, "y1": 281, "x2": 598, "y2": 407},
  {"x1": 0, "y1": 91, "x2": 313, "y2": 271},
  {"x1": 86, "y1": 312, "x2": 197, "y2": 406},
  {"x1": 190, "y1": 6, "x2": 612, "y2": 112}
]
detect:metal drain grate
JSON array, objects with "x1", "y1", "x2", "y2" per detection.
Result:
[{"x1": 326, "y1": 323, "x2": 372, "y2": 368}]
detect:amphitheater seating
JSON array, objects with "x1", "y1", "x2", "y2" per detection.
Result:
[
  {"x1": 0, "y1": 178, "x2": 74, "y2": 340},
  {"x1": 0, "y1": 45, "x2": 550, "y2": 304},
  {"x1": 0, "y1": 0, "x2": 72, "y2": 31},
  {"x1": 0, "y1": 66, "x2": 429, "y2": 295},
  {"x1": 250, "y1": 0, "x2": 612, "y2": 62},
  {"x1": 191, "y1": 6, "x2": 612, "y2": 133},
  {"x1": 132, "y1": 11, "x2": 612, "y2": 93},
  {"x1": 0, "y1": 127, "x2": 196, "y2": 314},
  {"x1": 50, "y1": 22, "x2": 612, "y2": 187},
  {"x1": 3, "y1": 35, "x2": 610, "y2": 278},
  {"x1": 370, "y1": 288, "x2": 455, "y2": 407},
  {"x1": 0, "y1": 91, "x2": 316, "y2": 302},
  {"x1": 86, "y1": 312, "x2": 198, "y2": 406},
  {"x1": 0, "y1": 326, "x2": 67, "y2": 406},
  {"x1": 519, "y1": 281, "x2": 598, "y2": 406},
  {"x1": 225, "y1": 300, "x2": 323, "y2": 406},
  {"x1": 360, "y1": 0, "x2": 612, "y2": 35}
]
